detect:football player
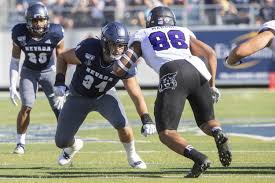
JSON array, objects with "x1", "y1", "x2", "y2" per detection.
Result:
[
  {"x1": 54, "y1": 21, "x2": 156, "y2": 169},
  {"x1": 113, "y1": 6, "x2": 232, "y2": 178},
  {"x1": 225, "y1": 20, "x2": 275, "y2": 66},
  {"x1": 9, "y1": 2, "x2": 65, "y2": 154}
]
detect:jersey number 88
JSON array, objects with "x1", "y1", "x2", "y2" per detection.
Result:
[{"x1": 148, "y1": 30, "x2": 188, "y2": 51}]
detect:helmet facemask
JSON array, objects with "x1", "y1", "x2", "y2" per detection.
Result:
[
  {"x1": 26, "y1": 16, "x2": 49, "y2": 36},
  {"x1": 107, "y1": 41, "x2": 127, "y2": 60},
  {"x1": 101, "y1": 22, "x2": 129, "y2": 63},
  {"x1": 146, "y1": 6, "x2": 176, "y2": 28},
  {"x1": 25, "y1": 3, "x2": 49, "y2": 37}
]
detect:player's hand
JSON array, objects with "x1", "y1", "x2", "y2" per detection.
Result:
[
  {"x1": 54, "y1": 85, "x2": 67, "y2": 97},
  {"x1": 140, "y1": 113, "x2": 157, "y2": 137},
  {"x1": 53, "y1": 85, "x2": 68, "y2": 110},
  {"x1": 210, "y1": 87, "x2": 221, "y2": 104},
  {"x1": 9, "y1": 87, "x2": 21, "y2": 106},
  {"x1": 224, "y1": 56, "x2": 242, "y2": 67},
  {"x1": 54, "y1": 96, "x2": 66, "y2": 110}
]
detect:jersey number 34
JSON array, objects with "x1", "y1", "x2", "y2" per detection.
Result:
[{"x1": 148, "y1": 30, "x2": 188, "y2": 51}]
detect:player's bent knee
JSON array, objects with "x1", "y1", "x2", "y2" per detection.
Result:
[
  {"x1": 199, "y1": 123, "x2": 212, "y2": 136},
  {"x1": 113, "y1": 122, "x2": 127, "y2": 130},
  {"x1": 20, "y1": 106, "x2": 32, "y2": 114},
  {"x1": 55, "y1": 135, "x2": 72, "y2": 149},
  {"x1": 117, "y1": 126, "x2": 133, "y2": 138},
  {"x1": 158, "y1": 130, "x2": 171, "y2": 144}
]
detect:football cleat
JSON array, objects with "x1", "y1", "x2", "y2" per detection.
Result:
[
  {"x1": 185, "y1": 157, "x2": 211, "y2": 178},
  {"x1": 13, "y1": 143, "x2": 25, "y2": 154},
  {"x1": 128, "y1": 153, "x2": 147, "y2": 169},
  {"x1": 213, "y1": 129, "x2": 232, "y2": 167},
  {"x1": 58, "y1": 139, "x2": 83, "y2": 166}
]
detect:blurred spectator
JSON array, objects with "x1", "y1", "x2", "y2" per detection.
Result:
[
  {"x1": 71, "y1": 0, "x2": 92, "y2": 28},
  {"x1": 174, "y1": 0, "x2": 186, "y2": 5},
  {"x1": 160, "y1": 0, "x2": 174, "y2": 5},
  {"x1": 9, "y1": 0, "x2": 28, "y2": 25},
  {"x1": 232, "y1": 0, "x2": 260, "y2": 4},
  {"x1": 217, "y1": 0, "x2": 250, "y2": 25},
  {"x1": 256, "y1": 0, "x2": 275, "y2": 25},
  {"x1": 231, "y1": 0, "x2": 252, "y2": 24},
  {"x1": 103, "y1": 0, "x2": 116, "y2": 25},
  {"x1": 7, "y1": 0, "x2": 274, "y2": 28},
  {"x1": 51, "y1": 0, "x2": 74, "y2": 28},
  {"x1": 204, "y1": 0, "x2": 219, "y2": 25},
  {"x1": 231, "y1": 0, "x2": 250, "y2": 3},
  {"x1": 219, "y1": 0, "x2": 238, "y2": 17},
  {"x1": 250, "y1": 0, "x2": 261, "y2": 4},
  {"x1": 125, "y1": 0, "x2": 146, "y2": 27},
  {"x1": 185, "y1": 0, "x2": 202, "y2": 25},
  {"x1": 89, "y1": 0, "x2": 105, "y2": 27}
]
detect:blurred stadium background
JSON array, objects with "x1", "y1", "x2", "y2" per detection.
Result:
[
  {"x1": 0, "y1": 1, "x2": 275, "y2": 182},
  {"x1": 1, "y1": 0, "x2": 275, "y2": 88}
]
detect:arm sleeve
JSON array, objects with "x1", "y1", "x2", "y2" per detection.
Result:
[{"x1": 9, "y1": 57, "x2": 20, "y2": 89}]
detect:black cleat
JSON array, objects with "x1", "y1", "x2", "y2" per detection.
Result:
[
  {"x1": 184, "y1": 158, "x2": 211, "y2": 178},
  {"x1": 213, "y1": 130, "x2": 232, "y2": 167}
]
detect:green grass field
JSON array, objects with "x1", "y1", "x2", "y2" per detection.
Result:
[{"x1": 0, "y1": 89, "x2": 274, "y2": 183}]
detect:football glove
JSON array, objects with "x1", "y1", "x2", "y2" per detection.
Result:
[
  {"x1": 53, "y1": 86, "x2": 68, "y2": 110},
  {"x1": 210, "y1": 87, "x2": 221, "y2": 104},
  {"x1": 140, "y1": 113, "x2": 156, "y2": 137},
  {"x1": 54, "y1": 95, "x2": 66, "y2": 110},
  {"x1": 9, "y1": 86, "x2": 21, "y2": 106},
  {"x1": 53, "y1": 73, "x2": 68, "y2": 110},
  {"x1": 54, "y1": 85, "x2": 67, "y2": 97}
]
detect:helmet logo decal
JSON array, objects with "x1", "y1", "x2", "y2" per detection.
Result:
[
  {"x1": 17, "y1": 36, "x2": 27, "y2": 46},
  {"x1": 84, "y1": 53, "x2": 95, "y2": 66},
  {"x1": 158, "y1": 18, "x2": 164, "y2": 25},
  {"x1": 164, "y1": 17, "x2": 171, "y2": 24}
]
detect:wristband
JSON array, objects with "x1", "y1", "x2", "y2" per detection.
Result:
[
  {"x1": 141, "y1": 113, "x2": 153, "y2": 125},
  {"x1": 55, "y1": 73, "x2": 65, "y2": 86}
]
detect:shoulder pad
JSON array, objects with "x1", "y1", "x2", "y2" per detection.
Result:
[{"x1": 48, "y1": 23, "x2": 64, "y2": 39}]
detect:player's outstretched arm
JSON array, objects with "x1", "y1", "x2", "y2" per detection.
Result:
[
  {"x1": 226, "y1": 30, "x2": 274, "y2": 65},
  {"x1": 190, "y1": 37, "x2": 221, "y2": 103},
  {"x1": 190, "y1": 36, "x2": 217, "y2": 88},
  {"x1": 113, "y1": 42, "x2": 142, "y2": 77},
  {"x1": 123, "y1": 77, "x2": 148, "y2": 116},
  {"x1": 54, "y1": 48, "x2": 82, "y2": 109},
  {"x1": 122, "y1": 77, "x2": 156, "y2": 137},
  {"x1": 56, "y1": 48, "x2": 81, "y2": 75}
]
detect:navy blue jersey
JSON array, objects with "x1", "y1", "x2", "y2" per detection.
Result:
[
  {"x1": 12, "y1": 23, "x2": 64, "y2": 71},
  {"x1": 71, "y1": 38, "x2": 136, "y2": 97}
]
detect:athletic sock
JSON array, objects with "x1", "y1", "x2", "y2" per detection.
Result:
[
  {"x1": 16, "y1": 133, "x2": 26, "y2": 145},
  {"x1": 122, "y1": 140, "x2": 136, "y2": 157},
  {"x1": 211, "y1": 126, "x2": 222, "y2": 134},
  {"x1": 183, "y1": 145, "x2": 207, "y2": 163}
]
